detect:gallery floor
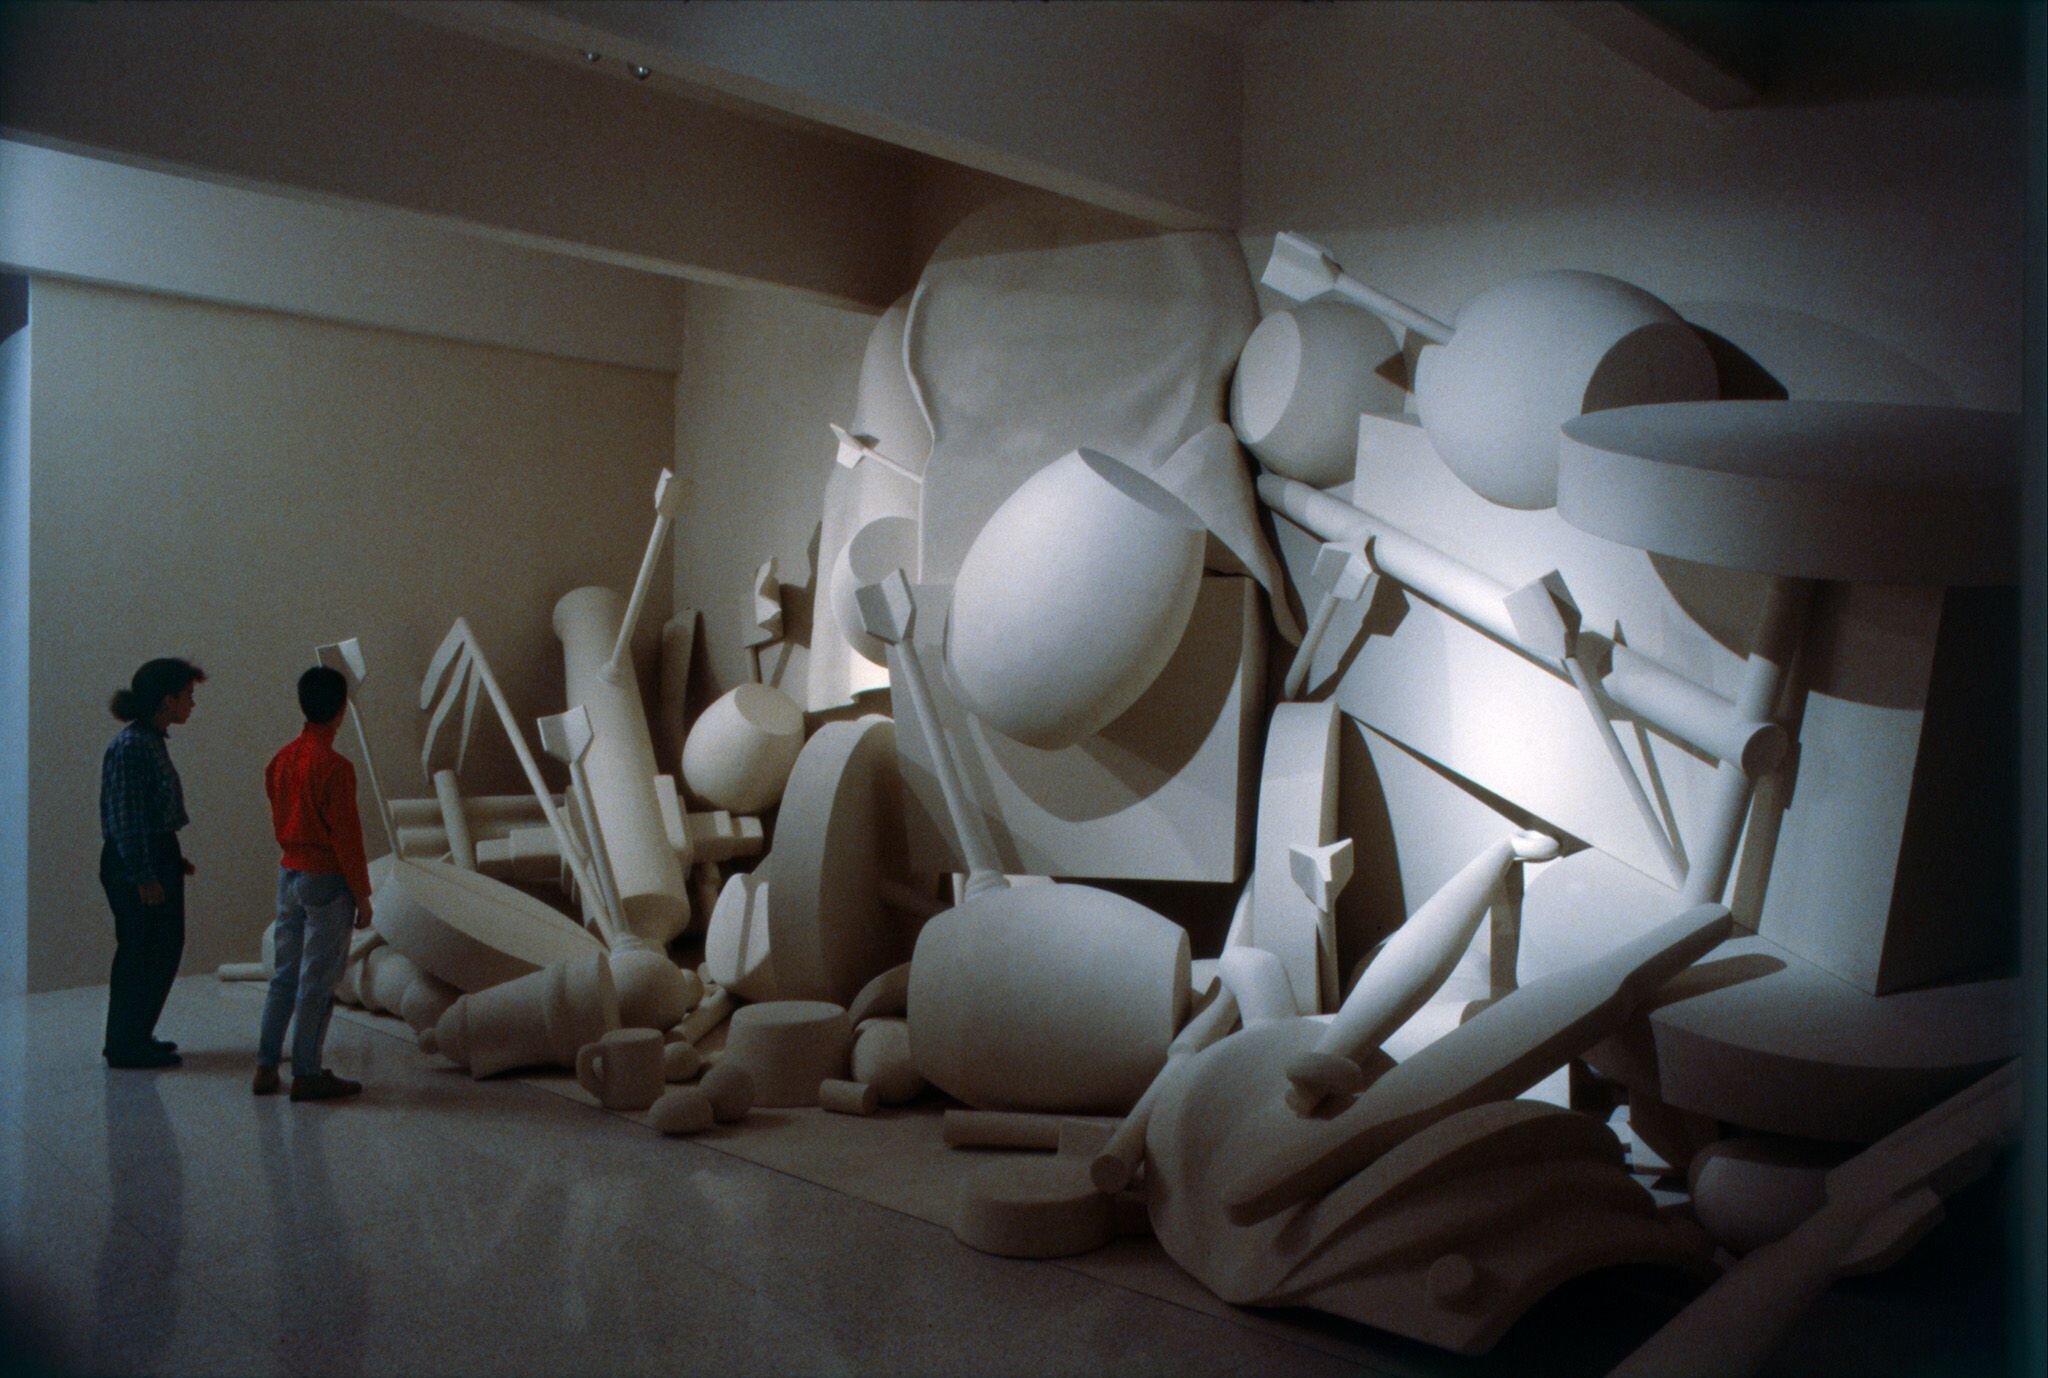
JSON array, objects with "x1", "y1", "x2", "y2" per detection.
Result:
[{"x1": 0, "y1": 976, "x2": 2020, "y2": 1378}]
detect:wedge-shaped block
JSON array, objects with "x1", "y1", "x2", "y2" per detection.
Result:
[{"x1": 898, "y1": 576, "x2": 1263, "y2": 882}]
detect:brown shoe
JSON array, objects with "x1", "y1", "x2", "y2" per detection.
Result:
[
  {"x1": 289, "y1": 1070, "x2": 363, "y2": 1103},
  {"x1": 251, "y1": 1066, "x2": 281, "y2": 1096}
]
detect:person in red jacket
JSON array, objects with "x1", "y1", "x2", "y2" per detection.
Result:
[{"x1": 253, "y1": 665, "x2": 374, "y2": 1102}]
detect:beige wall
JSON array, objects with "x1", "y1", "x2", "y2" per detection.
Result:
[
  {"x1": 669, "y1": 282, "x2": 876, "y2": 715},
  {"x1": 26, "y1": 279, "x2": 674, "y2": 991}
]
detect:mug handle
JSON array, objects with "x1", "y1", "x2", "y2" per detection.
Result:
[{"x1": 575, "y1": 1042, "x2": 606, "y2": 1096}]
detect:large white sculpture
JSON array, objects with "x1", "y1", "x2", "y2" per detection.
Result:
[
  {"x1": 420, "y1": 951, "x2": 620, "y2": 1079},
  {"x1": 1261, "y1": 232, "x2": 1719, "y2": 510},
  {"x1": 946, "y1": 448, "x2": 1206, "y2": 749}
]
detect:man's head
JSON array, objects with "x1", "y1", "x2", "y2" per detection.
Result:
[{"x1": 298, "y1": 665, "x2": 349, "y2": 725}]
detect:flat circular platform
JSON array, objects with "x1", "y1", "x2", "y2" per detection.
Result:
[{"x1": 1557, "y1": 400, "x2": 2020, "y2": 584}]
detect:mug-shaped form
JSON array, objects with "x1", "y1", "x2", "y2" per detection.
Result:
[
  {"x1": 907, "y1": 882, "x2": 1190, "y2": 1114},
  {"x1": 1414, "y1": 270, "x2": 1718, "y2": 511},
  {"x1": 830, "y1": 515, "x2": 919, "y2": 667},
  {"x1": 680, "y1": 682, "x2": 805, "y2": 813},
  {"x1": 1230, "y1": 302, "x2": 1404, "y2": 486},
  {"x1": 576, "y1": 1027, "x2": 666, "y2": 1111},
  {"x1": 945, "y1": 449, "x2": 1206, "y2": 749}
]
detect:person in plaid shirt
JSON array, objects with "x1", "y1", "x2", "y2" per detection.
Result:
[{"x1": 99, "y1": 656, "x2": 206, "y2": 1069}]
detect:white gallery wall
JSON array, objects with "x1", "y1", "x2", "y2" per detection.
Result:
[
  {"x1": 1, "y1": 277, "x2": 28, "y2": 998},
  {"x1": 22, "y1": 281, "x2": 675, "y2": 992}
]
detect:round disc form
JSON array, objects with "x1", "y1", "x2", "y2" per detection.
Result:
[{"x1": 952, "y1": 1157, "x2": 1114, "y2": 1259}]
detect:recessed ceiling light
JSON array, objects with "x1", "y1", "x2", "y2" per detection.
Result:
[
  {"x1": 630, "y1": 64, "x2": 651, "y2": 80},
  {"x1": 579, "y1": 49, "x2": 601, "y2": 63}
]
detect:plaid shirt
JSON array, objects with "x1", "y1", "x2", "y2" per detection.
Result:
[{"x1": 100, "y1": 721, "x2": 188, "y2": 887}]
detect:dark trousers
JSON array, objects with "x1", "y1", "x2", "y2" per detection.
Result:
[{"x1": 100, "y1": 835, "x2": 186, "y2": 1057}]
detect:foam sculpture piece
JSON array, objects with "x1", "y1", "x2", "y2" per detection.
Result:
[
  {"x1": 650, "y1": 1086, "x2": 715, "y2": 1137},
  {"x1": 1612, "y1": 1061, "x2": 2019, "y2": 1378},
  {"x1": 1260, "y1": 231, "x2": 1718, "y2": 510},
  {"x1": 418, "y1": 619, "x2": 610, "y2": 935},
  {"x1": 1091, "y1": 987, "x2": 1241, "y2": 1196},
  {"x1": 856, "y1": 570, "x2": 1192, "y2": 1113},
  {"x1": 699, "y1": 1060, "x2": 754, "y2": 1122},
  {"x1": 762, "y1": 715, "x2": 915, "y2": 1005},
  {"x1": 810, "y1": 299, "x2": 926, "y2": 713},
  {"x1": 953, "y1": 1157, "x2": 1114, "y2": 1260},
  {"x1": 703, "y1": 868, "x2": 777, "y2": 1001},
  {"x1": 945, "y1": 447, "x2": 1207, "y2": 749},
  {"x1": 575, "y1": 1027, "x2": 666, "y2": 1111},
  {"x1": 1250, "y1": 701, "x2": 1340, "y2": 1017},
  {"x1": 845, "y1": 960, "x2": 911, "y2": 1027},
  {"x1": 1142, "y1": 905, "x2": 1731, "y2": 1352},
  {"x1": 1229, "y1": 301, "x2": 1405, "y2": 487},
  {"x1": 742, "y1": 558, "x2": 782, "y2": 684},
  {"x1": 419, "y1": 951, "x2": 619, "y2": 1079},
  {"x1": 680, "y1": 682, "x2": 804, "y2": 814},
  {"x1": 850, "y1": 1017, "x2": 924, "y2": 1106},
  {"x1": 675, "y1": 984, "x2": 735, "y2": 1046},
  {"x1": 371, "y1": 853, "x2": 604, "y2": 994},
  {"x1": 819, "y1": 1079, "x2": 878, "y2": 1116},
  {"x1": 903, "y1": 195, "x2": 1257, "y2": 586},
  {"x1": 1286, "y1": 830, "x2": 1561, "y2": 1118},
  {"x1": 364, "y1": 946, "x2": 423, "y2": 1017},
  {"x1": 828, "y1": 515, "x2": 918, "y2": 667},
  {"x1": 1282, "y1": 542, "x2": 1374, "y2": 702},
  {"x1": 658, "y1": 609, "x2": 697, "y2": 767},
  {"x1": 1138, "y1": 422, "x2": 1306, "y2": 644},
  {"x1": 397, "y1": 970, "x2": 460, "y2": 1034},
  {"x1": 536, "y1": 704, "x2": 629, "y2": 946},
  {"x1": 721, "y1": 1001, "x2": 852, "y2": 1108},
  {"x1": 1288, "y1": 837, "x2": 1356, "y2": 1012},
  {"x1": 602, "y1": 468, "x2": 691, "y2": 686},
  {"x1": 555, "y1": 587, "x2": 691, "y2": 943},
  {"x1": 661, "y1": 1040, "x2": 703, "y2": 1083},
  {"x1": 1686, "y1": 1137, "x2": 1840, "y2": 1257}
]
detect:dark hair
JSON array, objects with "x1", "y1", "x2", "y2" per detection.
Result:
[
  {"x1": 297, "y1": 666, "x2": 349, "y2": 724},
  {"x1": 110, "y1": 658, "x2": 206, "y2": 723}
]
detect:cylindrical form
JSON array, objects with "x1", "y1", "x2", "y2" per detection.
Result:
[
  {"x1": 1217, "y1": 947, "x2": 1299, "y2": 1027},
  {"x1": 831, "y1": 515, "x2": 919, "y2": 667},
  {"x1": 946, "y1": 449, "x2": 1206, "y2": 749},
  {"x1": 426, "y1": 952, "x2": 619, "y2": 1079},
  {"x1": 576, "y1": 1027, "x2": 666, "y2": 1111},
  {"x1": 432, "y1": 770, "x2": 476, "y2": 871},
  {"x1": 820, "y1": 1078, "x2": 879, "y2": 1116},
  {"x1": 722, "y1": 1000, "x2": 853, "y2": 1108},
  {"x1": 372, "y1": 854, "x2": 602, "y2": 994},
  {"x1": 1599, "y1": 643, "x2": 1787, "y2": 776},
  {"x1": 680, "y1": 683, "x2": 805, "y2": 814},
  {"x1": 1414, "y1": 270, "x2": 1718, "y2": 510},
  {"x1": 554, "y1": 586, "x2": 690, "y2": 944},
  {"x1": 1230, "y1": 302, "x2": 1404, "y2": 486},
  {"x1": 953, "y1": 1158, "x2": 1114, "y2": 1260},
  {"x1": 943, "y1": 1109, "x2": 1066, "y2": 1151},
  {"x1": 909, "y1": 884, "x2": 1190, "y2": 1114},
  {"x1": 398, "y1": 971, "x2": 461, "y2": 1035},
  {"x1": 365, "y1": 947, "x2": 423, "y2": 1017}
]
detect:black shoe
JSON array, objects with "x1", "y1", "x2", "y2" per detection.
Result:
[
  {"x1": 148, "y1": 1038, "x2": 178, "y2": 1053},
  {"x1": 105, "y1": 1047, "x2": 181, "y2": 1070},
  {"x1": 252, "y1": 1066, "x2": 281, "y2": 1096},
  {"x1": 289, "y1": 1070, "x2": 363, "y2": 1103}
]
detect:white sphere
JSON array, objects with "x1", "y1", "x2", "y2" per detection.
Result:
[
  {"x1": 1230, "y1": 302, "x2": 1404, "y2": 486},
  {"x1": 1415, "y1": 270, "x2": 1718, "y2": 511},
  {"x1": 946, "y1": 449, "x2": 1204, "y2": 749},
  {"x1": 680, "y1": 683, "x2": 805, "y2": 813}
]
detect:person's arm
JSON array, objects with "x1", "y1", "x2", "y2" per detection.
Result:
[
  {"x1": 323, "y1": 757, "x2": 374, "y2": 925},
  {"x1": 103, "y1": 735, "x2": 162, "y2": 901}
]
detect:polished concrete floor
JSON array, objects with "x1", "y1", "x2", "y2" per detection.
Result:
[{"x1": 0, "y1": 977, "x2": 2026, "y2": 1378}]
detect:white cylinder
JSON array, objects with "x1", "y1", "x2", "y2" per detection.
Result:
[
  {"x1": 722, "y1": 1001, "x2": 851, "y2": 1108},
  {"x1": 1414, "y1": 270, "x2": 1718, "y2": 511},
  {"x1": 432, "y1": 769, "x2": 475, "y2": 870},
  {"x1": 680, "y1": 683, "x2": 805, "y2": 814},
  {"x1": 1600, "y1": 644, "x2": 1787, "y2": 775},
  {"x1": 1230, "y1": 302, "x2": 1403, "y2": 486},
  {"x1": 946, "y1": 449, "x2": 1205, "y2": 749},
  {"x1": 554, "y1": 586, "x2": 689, "y2": 943},
  {"x1": 908, "y1": 883, "x2": 1190, "y2": 1114}
]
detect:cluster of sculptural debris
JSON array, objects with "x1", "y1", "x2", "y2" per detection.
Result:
[{"x1": 228, "y1": 199, "x2": 2022, "y2": 1371}]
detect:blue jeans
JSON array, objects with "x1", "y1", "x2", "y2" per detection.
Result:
[{"x1": 257, "y1": 868, "x2": 356, "y2": 1074}]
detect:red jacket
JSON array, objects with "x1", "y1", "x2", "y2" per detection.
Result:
[{"x1": 265, "y1": 720, "x2": 372, "y2": 900}]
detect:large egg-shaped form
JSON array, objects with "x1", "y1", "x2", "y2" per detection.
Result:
[{"x1": 945, "y1": 449, "x2": 1205, "y2": 749}]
